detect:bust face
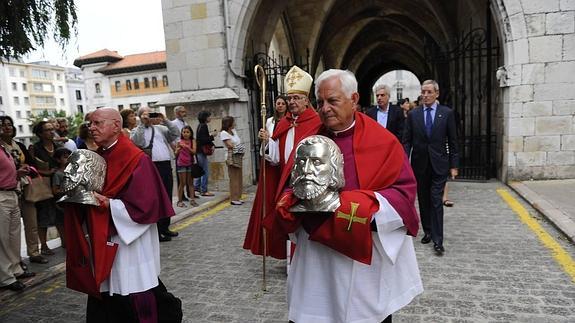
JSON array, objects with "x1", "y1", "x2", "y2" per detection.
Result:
[
  {"x1": 61, "y1": 152, "x2": 88, "y2": 192},
  {"x1": 292, "y1": 143, "x2": 332, "y2": 200}
]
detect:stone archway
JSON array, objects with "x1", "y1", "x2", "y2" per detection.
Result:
[{"x1": 162, "y1": 0, "x2": 575, "y2": 182}]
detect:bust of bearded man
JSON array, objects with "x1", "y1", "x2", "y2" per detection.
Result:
[
  {"x1": 289, "y1": 135, "x2": 345, "y2": 213},
  {"x1": 57, "y1": 149, "x2": 107, "y2": 206}
]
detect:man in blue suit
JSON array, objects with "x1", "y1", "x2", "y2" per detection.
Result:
[
  {"x1": 366, "y1": 84, "x2": 405, "y2": 140},
  {"x1": 402, "y1": 80, "x2": 459, "y2": 255}
]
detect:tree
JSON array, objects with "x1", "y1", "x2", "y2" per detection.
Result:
[
  {"x1": 0, "y1": 0, "x2": 78, "y2": 59},
  {"x1": 28, "y1": 109, "x2": 84, "y2": 142}
]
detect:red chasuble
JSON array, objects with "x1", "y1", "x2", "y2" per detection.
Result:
[
  {"x1": 243, "y1": 108, "x2": 321, "y2": 258},
  {"x1": 64, "y1": 134, "x2": 174, "y2": 298},
  {"x1": 274, "y1": 112, "x2": 419, "y2": 264}
]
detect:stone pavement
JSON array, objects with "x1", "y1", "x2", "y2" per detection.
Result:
[{"x1": 1, "y1": 181, "x2": 574, "y2": 322}]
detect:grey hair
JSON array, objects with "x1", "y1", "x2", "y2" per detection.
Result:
[
  {"x1": 422, "y1": 79, "x2": 440, "y2": 92},
  {"x1": 174, "y1": 105, "x2": 186, "y2": 113},
  {"x1": 137, "y1": 106, "x2": 151, "y2": 117},
  {"x1": 373, "y1": 84, "x2": 391, "y2": 96},
  {"x1": 291, "y1": 135, "x2": 345, "y2": 190},
  {"x1": 315, "y1": 69, "x2": 358, "y2": 99}
]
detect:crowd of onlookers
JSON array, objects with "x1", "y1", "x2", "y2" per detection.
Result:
[{"x1": 0, "y1": 105, "x2": 246, "y2": 290}]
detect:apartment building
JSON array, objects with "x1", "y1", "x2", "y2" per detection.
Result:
[
  {"x1": 73, "y1": 49, "x2": 170, "y2": 112},
  {"x1": 0, "y1": 60, "x2": 72, "y2": 142}
]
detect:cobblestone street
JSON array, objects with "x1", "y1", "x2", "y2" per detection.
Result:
[{"x1": 1, "y1": 181, "x2": 574, "y2": 322}]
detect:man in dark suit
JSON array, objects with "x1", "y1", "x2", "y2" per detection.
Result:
[
  {"x1": 366, "y1": 84, "x2": 405, "y2": 140},
  {"x1": 402, "y1": 80, "x2": 459, "y2": 255}
]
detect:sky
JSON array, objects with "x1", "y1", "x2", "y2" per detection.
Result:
[{"x1": 25, "y1": 0, "x2": 165, "y2": 67}]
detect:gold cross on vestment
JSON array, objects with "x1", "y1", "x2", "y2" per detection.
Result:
[{"x1": 336, "y1": 202, "x2": 367, "y2": 231}]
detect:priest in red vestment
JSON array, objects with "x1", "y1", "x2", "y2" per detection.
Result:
[
  {"x1": 64, "y1": 108, "x2": 181, "y2": 323},
  {"x1": 243, "y1": 65, "x2": 321, "y2": 259},
  {"x1": 271, "y1": 70, "x2": 423, "y2": 323}
]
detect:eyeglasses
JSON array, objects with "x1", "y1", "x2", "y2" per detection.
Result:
[
  {"x1": 87, "y1": 119, "x2": 113, "y2": 127},
  {"x1": 287, "y1": 95, "x2": 306, "y2": 102}
]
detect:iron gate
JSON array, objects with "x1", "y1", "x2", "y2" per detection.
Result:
[
  {"x1": 243, "y1": 51, "x2": 310, "y2": 182},
  {"x1": 424, "y1": 11, "x2": 500, "y2": 180}
]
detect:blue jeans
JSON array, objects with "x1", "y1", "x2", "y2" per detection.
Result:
[{"x1": 194, "y1": 152, "x2": 209, "y2": 193}]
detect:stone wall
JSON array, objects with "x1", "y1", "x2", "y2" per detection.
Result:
[{"x1": 498, "y1": 0, "x2": 575, "y2": 180}]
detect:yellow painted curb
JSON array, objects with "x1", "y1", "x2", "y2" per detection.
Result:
[
  {"x1": 497, "y1": 189, "x2": 575, "y2": 283},
  {"x1": 171, "y1": 200, "x2": 231, "y2": 232}
]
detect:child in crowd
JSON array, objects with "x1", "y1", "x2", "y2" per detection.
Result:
[
  {"x1": 175, "y1": 126, "x2": 198, "y2": 208},
  {"x1": 51, "y1": 147, "x2": 71, "y2": 248}
]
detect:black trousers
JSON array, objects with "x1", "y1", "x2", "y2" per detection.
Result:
[
  {"x1": 415, "y1": 163, "x2": 448, "y2": 246},
  {"x1": 154, "y1": 161, "x2": 173, "y2": 234}
]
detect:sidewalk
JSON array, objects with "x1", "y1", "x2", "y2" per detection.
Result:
[
  {"x1": 1, "y1": 191, "x2": 231, "y2": 303},
  {"x1": 509, "y1": 179, "x2": 575, "y2": 242}
]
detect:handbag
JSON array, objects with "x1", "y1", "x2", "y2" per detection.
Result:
[
  {"x1": 226, "y1": 150, "x2": 244, "y2": 168},
  {"x1": 190, "y1": 164, "x2": 205, "y2": 178},
  {"x1": 24, "y1": 176, "x2": 54, "y2": 203},
  {"x1": 232, "y1": 143, "x2": 246, "y2": 154},
  {"x1": 201, "y1": 144, "x2": 215, "y2": 156},
  {"x1": 142, "y1": 126, "x2": 155, "y2": 158}
]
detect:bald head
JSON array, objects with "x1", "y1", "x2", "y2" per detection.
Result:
[{"x1": 89, "y1": 107, "x2": 123, "y2": 148}]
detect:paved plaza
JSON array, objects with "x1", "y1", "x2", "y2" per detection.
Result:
[{"x1": 0, "y1": 181, "x2": 574, "y2": 322}]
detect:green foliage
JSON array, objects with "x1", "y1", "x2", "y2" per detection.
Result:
[
  {"x1": 28, "y1": 109, "x2": 84, "y2": 141},
  {"x1": 0, "y1": 0, "x2": 78, "y2": 59}
]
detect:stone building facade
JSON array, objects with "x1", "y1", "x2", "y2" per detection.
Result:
[{"x1": 160, "y1": 0, "x2": 575, "y2": 185}]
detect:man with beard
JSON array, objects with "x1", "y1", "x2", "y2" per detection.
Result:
[
  {"x1": 289, "y1": 135, "x2": 344, "y2": 213},
  {"x1": 55, "y1": 117, "x2": 78, "y2": 152},
  {"x1": 272, "y1": 69, "x2": 422, "y2": 323},
  {"x1": 64, "y1": 107, "x2": 180, "y2": 322},
  {"x1": 243, "y1": 65, "x2": 322, "y2": 259}
]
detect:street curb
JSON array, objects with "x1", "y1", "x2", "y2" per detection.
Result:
[
  {"x1": 508, "y1": 181, "x2": 575, "y2": 243},
  {"x1": 0, "y1": 193, "x2": 231, "y2": 304}
]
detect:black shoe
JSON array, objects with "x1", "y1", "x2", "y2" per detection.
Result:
[
  {"x1": 3, "y1": 281, "x2": 26, "y2": 291},
  {"x1": 421, "y1": 234, "x2": 432, "y2": 244},
  {"x1": 29, "y1": 255, "x2": 49, "y2": 264},
  {"x1": 182, "y1": 196, "x2": 189, "y2": 202},
  {"x1": 16, "y1": 271, "x2": 36, "y2": 279},
  {"x1": 163, "y1": 230, "x2": 179, "y2": 237},
  {"x1": 159, "y1": 235, "x2": 172, "y2": 242},
  {"x1": 434, "y1": 244, "x2": 445, "y2": 255}
]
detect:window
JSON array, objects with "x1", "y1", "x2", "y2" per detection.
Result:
[
  {"x1": 118, "y1": 104, "x2": 124, "y2": 110},
  {"x1": 95, "y1": 83, "x2": 101, "y2": 94},
  {"x1": 152, "y1": 77, "x2": 158, "y2": 88},
  {"x1": 22, "y1": 83, "x2": 27, "y2": 91},
  {"x1": 126, "y1": 80, "x2": 132, "y2": 91},
  {"x1": 162, "y1": 75, "x2": 168, "y2": 87},
  {"x1": 115, "y1": 81, "x2": 121, "y2": 92},
  {"x1": 396, "y1": 88, "x2": 403, "y2": 101},
  {"x1": 34, "y1": 96, "x2": 56, "y2": 105},
  {"x1": 13, "y1": 97, "x2": 19, "y2": 105},
  {"x1": 133, "y1": 79, "x2": 139, "y2": 90},
  {"x1": 19, "y1": 70, "x2": 24, "y2": 77},
  {"x1": 24, "y1": 97, "x2": 29, "y2": 105},
  {"x1": 32, "y1": 82, "x2": 53, "y2": 92},
  {"x1": 18, "y1": 125, "x2": 23, "y2": 133},
  {"x1": 56, "y1": 73, "x2": 61, "y2": 80},
  {"x1": 60, "y1": 98, "x2": 65, "y2": 106},
  {"x1": 77, "y1": 105, "x2": 83, "y2": 114},
  {"x1": 11, "y1": 82, "x2": 17, "y2": 91},
  {"x1": 26, "y1": 111, "x2": 31, "y2": 117},
  {"x1": 144, "y1": 77, "x2": 150, "y2": 88},
  {"x1": 31, "y1": 69, "x2": 51, "y2": 79},
  {"x1": 75, "y1": 90, "x2": 82, "y2": 100},
  {"x1": 16, "y1": 111, "x2": 21, "y2": 118},
  {"x1": 58, "y1": 86, "x2": 63, "y2": 93},
  {"x1": 0, "y1": 96, "x2": 3, "y2": 105},
  {"x1": 147, "y1": 101, "x2": 157, "y2": 107},
  {"x1": 129, "y1": 103, "x2": 141, "y2": 110},
  {"x1": 9, "y1": 68, "x2": 15, "y2": 77}
]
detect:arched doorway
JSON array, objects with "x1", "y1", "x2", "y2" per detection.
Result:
[{"x1": 237, "y1": 0, "x2": 503, "y2": 180}]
